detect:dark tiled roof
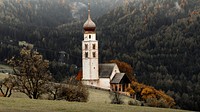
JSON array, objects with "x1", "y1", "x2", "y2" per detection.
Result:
[
  {"x1": 110, "y1": 73, "x2": 125, "y2": 84},
  {"x1": 99, "y1": 63, "x2": 116, "y2": 78}
]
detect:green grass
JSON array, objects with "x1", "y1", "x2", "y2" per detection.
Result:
[
  {"x1": 0, "y1": 88, "x2": 189, "y2": 112},
  {"x1": 0, "y1": 97, "x2": 189, "y2": 112}
]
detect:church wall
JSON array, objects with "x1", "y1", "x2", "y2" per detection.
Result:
[
  {"x1": 98, "y1": 78, "x2": 110, "y2": 90},
  {"x1": 82, "y1": 80, "x2": 99, "y2": 87},
  {"x1": 82, "y1": 33, "x2": 99, "y2": 80},
  {"x1": 110, "y1": 65, "x2": 120, "y2": 80},
  {"x1": 82, "y1": 58, "x2": 99, "y2": 80},
  {"x1": 84, "y1": 33, "x2": 96, "y2": 41}
]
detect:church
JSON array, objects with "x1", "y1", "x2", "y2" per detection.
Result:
[{"x1": 81, "y1": 3, "x2": 131, "y2": 95}]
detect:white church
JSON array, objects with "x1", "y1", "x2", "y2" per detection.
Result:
[{"x1": 81, "y1": 3, "x2": 131, "y2": 94}]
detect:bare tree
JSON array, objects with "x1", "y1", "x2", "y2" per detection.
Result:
[{"x1": 7, "y1": 48, "x2": 52, "y2": 99}]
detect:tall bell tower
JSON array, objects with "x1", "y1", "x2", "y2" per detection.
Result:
[{"x1": 82, "y1": 1, "x2": 99, "y2": 86}]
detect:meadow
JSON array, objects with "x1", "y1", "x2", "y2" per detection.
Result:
[
  {"x1": 0, "y1": 65, "x2": 190, "y2": 112},
  {"x1": 0, "y1": 86, "x2": 190, "y2": 112},
  {"x1": 0, "y1": 90, "x2": 189, "y2": 112}
]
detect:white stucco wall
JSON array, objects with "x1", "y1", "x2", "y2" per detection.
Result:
[
  {"x1": 98, "y1": 78, "x2": 110, "y2": 90},
  {"x1": 110, "y1": 65, "x2": 120, "y2": 80},
  {"x1": 84, "y1": 33, "x2": 96, "y2": 41},
  {"x1": 82, "y1": 80, "x2": 99, "y2": 87},
  {"x1": 82, "y1": 32, "x2": 99, "y2": 81},
  {"x1": 82, "y1": 58, "x2": 99, "y2": 80}
]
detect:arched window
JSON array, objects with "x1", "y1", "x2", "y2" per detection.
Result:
[
  {"x1": 89, "y1": 35, "x2": 91, "y2": 39},
  {"x1": 85, "y1": 44, "x2": 88, "y2": 50},
  {"x1": 85, "y1": 52, "x2": 88, "y2": 58},
  {"x1": 92, "y1": 44, "x2": 96, "y2": 49},
  {"x1": 93, "y1": 52, "x2": 96, "y2": 58}
]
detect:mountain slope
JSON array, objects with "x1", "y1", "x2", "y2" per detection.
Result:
[
  {"x1": 0, "y1": 0, "x2": 123, "y2": 27},
  {"x1": 95, "y1": 0, "x2": 200, "y2": 110},
  {"x1": 0, "y1": 0, "x2": 200, "y2": 111}
]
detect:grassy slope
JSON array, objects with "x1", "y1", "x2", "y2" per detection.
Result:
[
  {"x1": 0, "y1": 88, "x2": 189, "y2": 112},
  {"x1": 0, "y1": 68, "x2": 189, "y2": 112},
  {"x1": 0, "y1": 97, "x2": 188, "y2": 112}
]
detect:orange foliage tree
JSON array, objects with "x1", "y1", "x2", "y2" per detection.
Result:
[
  {"x1": 109, "y1": 60, "x2": 136, "y2": 81},
  {"x1": 76, "y1": 70, "x2": 82, "y2": 81},
  {"x1": 108, "y1": 59, "x2": 175, "y2": 108},
  {"x1": 130, "y1": 81, "x2": 175, "y2": 108}
]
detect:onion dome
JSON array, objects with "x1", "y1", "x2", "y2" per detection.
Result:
[{"x1": 83, "y1": 4, "x2": 96, "y2": 32}]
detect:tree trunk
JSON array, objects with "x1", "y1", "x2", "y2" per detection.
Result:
[
  {"x1": 4, "y1": 87, "x2": 9, "y2": 97},
  {"x1": 33, "y1": 91, "x2": 38, "y2": 99},
  {"x1": 8, "y1": 89, "x2": 12, "y2": 97}
]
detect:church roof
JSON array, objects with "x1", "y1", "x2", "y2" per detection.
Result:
[
  {"x1": 110, "y1": 73, "x2": 125, "y2": 84},
  {"x1": 99, "y1": 63, "x2": 117, "y2": 78},
  {"x1": 83, "y1": 3, "x2": 96, "y2": 32},
  {"x1": 83, "y1": 15, "x2": 96, "y2": 32}
]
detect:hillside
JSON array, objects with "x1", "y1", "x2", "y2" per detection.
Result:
[
  {"x1": 0, "y1": 0, "x2": 122, "y2": 26},
  {"x1": 0, "y1": 97, "x2": 189, "y2": 112},
  {"x1": 95, "y1": 0, "x2": 200, "y2": 110},
  {"x1": 43, "y1": 0, "x2": 200, "y2": 110},
  {"x1": 0, "y1": 73, "x2": 187, "y2": 112},
  {"x1": 0, "y1": 86, "x2": 188, "y2": 112},
  {"x1": 0, "y1": 73, "x2": 186, "y2": 112},
  {"x1": 0, "y1": 0, "x2": 200, "y2": 111}
]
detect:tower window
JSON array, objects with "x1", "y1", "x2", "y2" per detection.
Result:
[
  {"x1": 85, "y1": 44, "x2": 88, "y2": 50},
  {"x1": 89, "y1": 35, "x2": 91, "y2": 39},
  {"x1": 92, "y1": 44, "x2": 96, "y2": 49},
  {"x1": 93, "y1": 52, "x2": 96, "y2": 58},
  {"x1": 85, "y1": 52, "x2": 88, "y2": 58}
]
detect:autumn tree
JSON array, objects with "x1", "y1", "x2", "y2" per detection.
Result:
[
  {"x1": 76, "y1": 70, "x2": 82, "y2": 81},
  {"x1": 7, "y1": 48, "x2": 52, "y2": 99},
  {"x1": 109, "y1": 60, "x2": 135, "y2": 81},
  {"x1": 130, "y1": 81, "x2": 176, "y2": 108}
]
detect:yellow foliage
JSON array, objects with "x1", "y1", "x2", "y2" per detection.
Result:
[
  {"x1": 141, "y1": 87, "x2": 156, "y2": 100},
  {"x1": 126, "y1": 87, "x2": 135, "y2": 95},
  {"x1": 130, "y1": 81, "x2": 176, "y2": 108},
  {"x1": 141, "y1": 87, "x2": 155, "y2": 95}
]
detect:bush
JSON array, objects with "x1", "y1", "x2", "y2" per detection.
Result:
[
  {"x1": 128, "y1": 100, "x2": 135, "y2": 105},
  {"x1": 110, "y1": 92, "x2": 124, "y2": 104},
  {"x1": 57, "y1": 83, "x2": 88, "y2": 102},
  {"x1": 48, "y1": 78, "x2": 89, "y2": 102},
  {"x1": 146, "y1": 98, "x2": 170, "y2": 108},
  {"x1": 128, "y1": 100, "x2": 141, "y2": 106}
]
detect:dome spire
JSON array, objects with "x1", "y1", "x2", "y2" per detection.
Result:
[
  {"x1": 83, "y1": 0, "x2": 96, "y2": 32},
  {"x1": 88, "y1": 1, "x2": 91, "y2": 19}
]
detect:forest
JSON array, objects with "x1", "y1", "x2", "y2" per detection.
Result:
[{"x1": 0, "y1": 0, "x2": 200, "y2": 111}]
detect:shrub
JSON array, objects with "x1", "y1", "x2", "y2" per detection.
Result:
[
  {"x1": 48, "y1": 78, "x2": 89, "y2": 102},
  {"x1": 128, "y1": 100, "x2": 140, "y2": 106},
  {"x1": 110, "y1": 92, "x2": 124, "y2": 104}
]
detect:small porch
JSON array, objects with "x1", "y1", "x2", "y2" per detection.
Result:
[{"x1": 110, "y1": 73, "x2": 131, "y2": 95}]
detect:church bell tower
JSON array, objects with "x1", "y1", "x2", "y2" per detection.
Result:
[{"x1": 82, "y1": 2, "x2": 99, "y2": 86}]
